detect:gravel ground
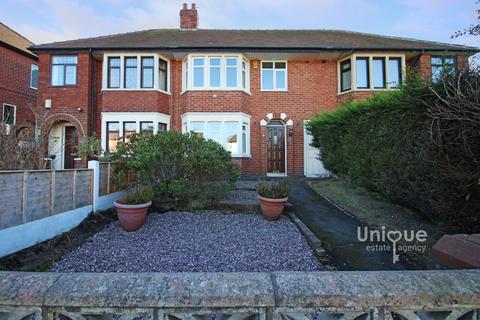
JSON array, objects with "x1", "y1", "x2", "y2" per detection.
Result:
[
  {"x1": 50, "y1": 211, "x2": 322, "y2": 273},
  {"x1": 222, "y1": 189, "x2": 259, "y2": 205}
]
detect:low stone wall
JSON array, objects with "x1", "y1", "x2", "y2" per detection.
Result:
[{"x1": 0, "y1": 270, "x2": 479, "y2": 319}]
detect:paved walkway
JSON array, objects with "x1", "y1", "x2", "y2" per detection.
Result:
[{"x1": 288, "y1": 177, "x2": 415, "y2": 270}]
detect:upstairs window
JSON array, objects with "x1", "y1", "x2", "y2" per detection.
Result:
[
  {"x1": 141, "y1": 57, "x2": 154, "y2": 88},
  {"x1": 261, "y1": 61, "x2": 287, "y2": 91},
  {"x1": 51, "y1": 55, "x2": 77, "y2": 86},
  {"x1": 2, "y1": 104, "x2": 15, "y2": 125},
  {"x1": 108, "y1": 57, "x2": 120, "y2": 88},
  {"x1": 355, "y1": 58, "x2": 369, "y2": 89},
  {"x1": 158, "y1": 58, "x2": 168, "y2": 91},
  {"x1": 124, "y1": 57, "x2": 137, "y2": 89},
  {"x1": 226, "y1": 58, "x2": 238, "y2": 88},
  {"x1": 388, "y1": 57, "x2": 402, "y2": 88},
  {"x1": 339, "y1": 55, "x2": 404, "y2": 92},
  {"x1": 340, "y1": 59, "x2": 352, "y2": 92},
  {"x1": 183, "y1": 55, "x2": 249, "y2": 91},
  {"x1": 372, "y1": 57, "x2": 386, "y2": 89},
  {"x1": 30, "y1": 64, "x2": 38, "y2": 89},
  {"x1": 431, "y1": 56, "x2": 456, "y2": 82}
]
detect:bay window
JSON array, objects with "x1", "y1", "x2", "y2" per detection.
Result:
[
  {"x1": 261, "y1": 61, "x2": 287, "y2": 91},
  {"x1": 102, "y1": 112, "x2": 171, "y2": 153},
  {"x1": 102, "y1": 54, "x2": 170, "y2": 92},
  {"x1": 183, "y1": 55, "x2": 249, "y2": 91},
  {"x1": 182, "y1": 113, "x2": 251, "y2": 157},
  {"x1": 339, "y1": 54, "x2": 404, "y2": 93}
]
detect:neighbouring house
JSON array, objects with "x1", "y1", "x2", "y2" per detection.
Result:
[
  {"x1": 30, "y1": 3, "x2": 477, "y2": 174},
  {"x1": 0, "y1": 22, "x2": 38, "y2": 131}
]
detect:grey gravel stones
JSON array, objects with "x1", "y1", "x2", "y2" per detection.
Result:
[{"x1": 50, "y1": 211, "x2": 322, "y2": 272}]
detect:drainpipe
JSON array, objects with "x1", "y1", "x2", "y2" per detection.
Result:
[{"x1": 89, "y1": 48, "x2": 95, "y2": 135}]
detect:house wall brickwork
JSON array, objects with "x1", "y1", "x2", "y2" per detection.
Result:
[
  {"x1": 0, "y1": 46, "x2": 37, "y2": 125},
  {"x1": 36, "y1": 51, "x2": 471, "y2": 175}
]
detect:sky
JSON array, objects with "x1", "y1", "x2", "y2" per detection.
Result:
[{"x1": 0, "y1": 0, "x2": 479, "y2": 49}]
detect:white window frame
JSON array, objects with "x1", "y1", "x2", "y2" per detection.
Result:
[
  {"x1": 30, "y1": 64, "x2": 38, "y2": 90},
  {"x1": 181, "y1": 112, "x2": 251, "y2": 158},
  {"x1": 182, "y1": 54, "x2": 250, "y2": 93},
  {"x1": 2, "y1": 103, "x2": 16, "y2": 125},
  {"x1": 102, "y1": 53, "x2": 171, "y2": 94},
  {"x1": 337, "y1": 53, "x2": 406, "y2": 94},
  {"x1": 100, "y1": 112, "x2": 171, "y2": 152},
  {"x1": 260, "y1": 61, "x2": 288, "y2": 91}
]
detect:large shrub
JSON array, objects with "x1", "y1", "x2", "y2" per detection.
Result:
[
  {"x1": 113, "y1": 130, "x2": 238, "y2": 205},
  {"x1": 307, "y1": 72, "x2": 480, "y2": 231}
]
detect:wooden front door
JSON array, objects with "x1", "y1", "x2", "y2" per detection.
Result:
[
  {"x1": 64, "y1": 126, "x2": 78, "y2": 169},
  {"x1": 267, "y1": 126, "x2": 286, "y2": 173}
]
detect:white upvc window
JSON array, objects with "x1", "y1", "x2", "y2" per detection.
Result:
[
  {"x1": 2, "y1": 103, "x2": 16, "y2": 125},
  {"x1": 338, "y1": 53, "x2": 406, "y2": 94},
  {"x1": 181, "y1": 112, "x2": 251, "y2": 157},
  {"x1": 30, "y1": 64, "x2": 38, "y2": 89},
  {"x1": 101, "y1": 112, "x2": 171, "y2": 153},
  {"x1": 261, "y1": 61, "x2": 287, "y2": 91},
  {"x1": 102, "y1": 53, "x2": 170, "y2": 93},
  {"x1": 182, "y1": 54, "x2": 250, "y2": 92}
]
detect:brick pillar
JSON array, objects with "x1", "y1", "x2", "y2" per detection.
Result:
[{"x1": 418, "y1": 54, "x2": 432, "y2": 80}]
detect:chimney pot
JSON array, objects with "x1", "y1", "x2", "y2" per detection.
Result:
[
  {"x1": 191, "y1": 3, "x2": 196, "y2": 9},
  {"x1": 182, "y1": 3, "x2": 187, "y2": 9}
]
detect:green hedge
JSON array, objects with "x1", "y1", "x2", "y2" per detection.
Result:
[{"x1": 307, "y1": 77, "x2": 480, "y2": 231}]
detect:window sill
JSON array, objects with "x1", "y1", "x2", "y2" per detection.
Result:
[
  {"x1": 232, "y1": 154, "x2": 252, "y2": 158},
  {"x1": 30, "y1": 87, "x2": 38, "y2": 90},
  {"x1": 102, "y1": 88, "x2": 171, "y2": 95},
  {"x1": 181, "y1": 88, "x2": 251, "y2": 95},
  {"x1": 337, "y1": 88, "x2": 399, "y2": 96},
  {"x1": 260, "y1": 89, "x2": 288, "y2": 92},
  {"x1": 48, "y1": 85, "x2": 79, "y2": 88}
]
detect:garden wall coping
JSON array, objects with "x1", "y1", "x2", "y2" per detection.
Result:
[{"x1": 0, "y1": 270, "x2": 479, "y2": 309}]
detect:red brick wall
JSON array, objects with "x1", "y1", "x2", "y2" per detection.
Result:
[
  {"x1": 0, "y1": 46, "x2": 37, "y2": 125},
  {"x1": 37, "y1": 52, "x2": 91, "y2": 137},
  {"x1": 36, "y1": 51, "x2": 472, "y2": 176}
]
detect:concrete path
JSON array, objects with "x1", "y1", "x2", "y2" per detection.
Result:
[{"x1": 288, "y1": 177, "x2": 416, "y2": 270}]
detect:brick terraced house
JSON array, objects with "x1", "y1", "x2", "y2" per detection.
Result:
[
  {"x1": 30, "y1": 3, "x2": 477, "y2": 175},
  {"x1": 0, "y1": 23, "x2": 38, "y2": 130}
]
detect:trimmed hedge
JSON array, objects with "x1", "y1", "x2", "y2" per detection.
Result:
[{"x1": 307, "y1": 76, "x2": 480, "y2": 232}]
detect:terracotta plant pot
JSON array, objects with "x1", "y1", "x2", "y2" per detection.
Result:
[
  {"x1": 258, "y1": 195, "x2": 288, "y2": 221},
  {"x1": 114, "y1": 199, "x2": 152, "y2": 232}
]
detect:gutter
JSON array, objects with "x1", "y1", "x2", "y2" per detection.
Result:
[{"x1": 29, "y1": 46, "x2": 480, "y2": 54}]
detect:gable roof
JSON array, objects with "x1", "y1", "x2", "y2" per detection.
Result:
[
  {"x1": 0, "y1": 22, "x2": 37, "y2": 59},
  {"x1": 30, "y1": 29, "x2": 478, "y2": 53}
]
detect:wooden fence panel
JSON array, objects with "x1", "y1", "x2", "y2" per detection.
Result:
[
  {"x1": 99, "y1": 163, "x2": 109, "y2": 196},
  {"x1": 75, "y1": 170, "x2": 92, "y2": 208},
  {"x1": 0, "y1": 173, "x2": 23, "y2": 229},
  {"x1": 53, "y1": 171, "x2": 74, "y2": 214},
  {"x1": 24, "y1": 172, "x2": 51, "y2": 223}
]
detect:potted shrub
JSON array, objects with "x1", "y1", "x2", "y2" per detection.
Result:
[
  {"x1": 256, "y1": 178, "x2": 291, "y2": 220},
  {"x1": 114, "y1": 187, "x2": 153, "y2": 232}
]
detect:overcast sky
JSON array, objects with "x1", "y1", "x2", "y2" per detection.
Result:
[{"x1": 1, "y1": 0, "x2": 479, "y2": 48}]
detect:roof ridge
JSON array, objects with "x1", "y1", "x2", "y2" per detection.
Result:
[{"x1": 0, "y1": 22, "x2": 34, "y2": 45}]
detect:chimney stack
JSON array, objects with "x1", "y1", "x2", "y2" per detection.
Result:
[{"x1": 180, "y1": 3, "x2": 198, "y2": 30}]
